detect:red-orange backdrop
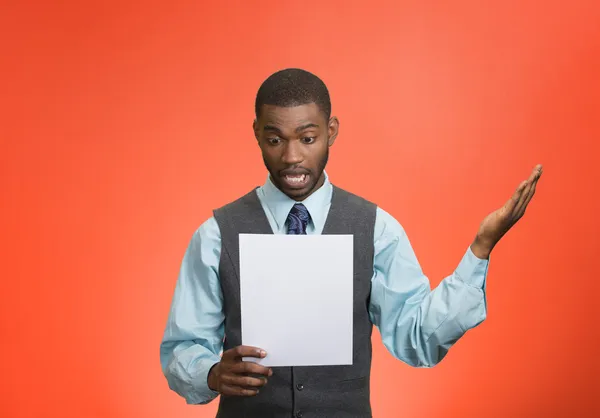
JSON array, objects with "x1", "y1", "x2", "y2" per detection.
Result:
[{"x1": 2, "y1": 1, "x2": 599, "y2": 417}]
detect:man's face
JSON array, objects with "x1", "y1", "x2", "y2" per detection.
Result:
[{"x1": 254, "y1": 103, "x2": 339, "y2": 201}]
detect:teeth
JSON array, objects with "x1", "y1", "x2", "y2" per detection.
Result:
[{"x1": 286, "y1": 174, "x2": 306, "y2": 184}]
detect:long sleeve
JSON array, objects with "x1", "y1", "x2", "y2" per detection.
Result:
[
  {"x1": 160, "y1": 217, "x2": 224, "y2": 404},
  {"x1": 369, "y1": 207, "x2": 489, "y2": 367}
]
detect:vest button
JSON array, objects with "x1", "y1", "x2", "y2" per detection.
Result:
[
  {"x1": 296, "y1": 383, "x2": 304, "y2": 391},
  {"x1": 295, "y1": 412, "x2": 303, "y2": 418}
]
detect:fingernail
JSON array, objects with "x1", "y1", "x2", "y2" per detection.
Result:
[
  {"x1": 269, "y1": 369, "x2": 273, "y2": 376},
  {"x1": 260, "y1": 350, "x2": 267, "y2": 357}
]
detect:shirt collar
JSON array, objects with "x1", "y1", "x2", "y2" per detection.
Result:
[{"x1": 260, "y1": 171, "x2": 332, "y2": 232}]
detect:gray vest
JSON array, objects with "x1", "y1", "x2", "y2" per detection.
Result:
[{"x1": 212, "y1": 185, "x2": 377, "y2": 418}]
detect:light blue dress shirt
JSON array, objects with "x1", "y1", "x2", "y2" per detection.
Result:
[{"x1": 160, "y1": 172, "x2": 489, "y2": 405}]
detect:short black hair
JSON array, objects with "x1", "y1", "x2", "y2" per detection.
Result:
[{"x1": 255, "y1": 68, "x2": 331, "y2": 120}]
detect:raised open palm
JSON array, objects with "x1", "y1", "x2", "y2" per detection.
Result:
[{"x1": 472, "y1": 164, "x2": 543, "y2": 258}]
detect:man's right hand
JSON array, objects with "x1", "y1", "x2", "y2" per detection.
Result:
[{"x1": 207, "y1": 345, "x2": 273, "y2": 396}]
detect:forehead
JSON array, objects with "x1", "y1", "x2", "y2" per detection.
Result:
[{"x1": 257, "y1": 103, "x2": 326, "y2": 128}]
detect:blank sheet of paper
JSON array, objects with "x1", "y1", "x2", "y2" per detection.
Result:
[{"x1": 239, "y1": 233, "x2": 353, "y2": 367}]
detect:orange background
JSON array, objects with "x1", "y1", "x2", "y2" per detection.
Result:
[{"x1": 2, "y1": 1, "x2": 599, "y2": 417}]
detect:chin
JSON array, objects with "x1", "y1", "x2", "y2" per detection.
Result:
[
  {"x1": 285, "y1": 189, "x2": 308, "y2": 199},
  {"x1": 283, "y1": 183, "x2": 317, "y2": 201}
]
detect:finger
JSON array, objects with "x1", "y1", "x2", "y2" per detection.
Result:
[
  {"x1": 222, "y1": 374, "x2": 268, "y2": 388},
  {"x1": 507, "y1": 165, "x2": 543, "y2": 214},
  {"x1": 512, "y1": 180, "x2": 534, "y2": 217},
  {"x1": 225, "y1": 346, "x2": 267, "y2": 360},
  {"x1": 219, "y1": 383, "x2": 260, "y2": 397},
  {"x1": 524, "y1": 176, "x2": 538, "y2": 204},
  {"x1": 527, "y1": 165, "x2": 540, "y2": 182},
  {"x1": 515, "y1": 178, "x2": 538, "y2": 219},
  {"x1": 505, "y1": 180, "x2": 528, "y2": 212},
  {"x1": 232, "y1": 361, "x2": 273, "y2": 377},
  {"x1": 515, "y1": 167, "x2": 542, "y2": 216}
]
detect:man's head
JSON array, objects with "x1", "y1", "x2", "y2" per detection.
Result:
[{"x1": 253, "y1": 68, "x2": 339, "y2": 201}]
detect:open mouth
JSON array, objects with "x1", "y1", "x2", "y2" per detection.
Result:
[{"x1": 281, "y1": 173, "x2": 310, "y2": 188}]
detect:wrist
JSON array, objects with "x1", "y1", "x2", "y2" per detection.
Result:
[
  {"x1": 471, "y1": 236, "x2": 493, "y2": 259},
  {"x1": 207, "y1": 363, "x2": 220, "y2": 392}
]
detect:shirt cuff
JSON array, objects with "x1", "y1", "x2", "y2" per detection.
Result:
[
  {"x1": 184, "y1": 359, "x2": 221, "y2": 405},
  {"x1": 455, "y1": 246, "x2": 490, "y2": 289}
]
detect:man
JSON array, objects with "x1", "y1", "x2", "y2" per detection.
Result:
[{"x1": 160, "y1": 68, "x2": 542, "y2": 417}]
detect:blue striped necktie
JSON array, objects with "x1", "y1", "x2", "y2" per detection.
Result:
[{"x1": 286, "y1": 203, "x2": 310, "y2": 235}]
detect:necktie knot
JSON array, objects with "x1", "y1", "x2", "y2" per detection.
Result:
[{"x1": 287, "y1": 203, "x2": 310, "y2": 235}]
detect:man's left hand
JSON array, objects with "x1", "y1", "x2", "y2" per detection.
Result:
[{"x1": 471, "y1": 164, "x2": 543, "y2": 259}]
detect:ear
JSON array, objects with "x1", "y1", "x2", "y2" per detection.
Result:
[
  {"x1": 327, "y1": 116, "x2": 339, "y2": 147},
  {"x1": 253, "y1": 119, "x2": 259, "y2": 142}
]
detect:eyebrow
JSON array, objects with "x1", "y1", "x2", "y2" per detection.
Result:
[
  {"x1": 263, "y1": 123, "x2": 320, "y2": 134},
  {"x1": 294, "y1": 123, "x2": 319, "y2": 133},
  {"x1": 263, "y1": 125, "x2": 282, "y2": 133}
]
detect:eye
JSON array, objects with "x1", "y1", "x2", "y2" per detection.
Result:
[
  {"x1": 302, "y1": 137, "x2": 316, "y2": 144},
  {"x1": 267, "y1": 137, "x2": 281, "y2": 145}
]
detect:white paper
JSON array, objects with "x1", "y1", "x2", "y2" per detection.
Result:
[{"x1": 239, "y1": 234, "x2": 353, "y2": 367}]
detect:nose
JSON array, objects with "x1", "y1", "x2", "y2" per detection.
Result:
[{"x1": 281, "y1": 140, "x2": 304, "y2": 165}]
